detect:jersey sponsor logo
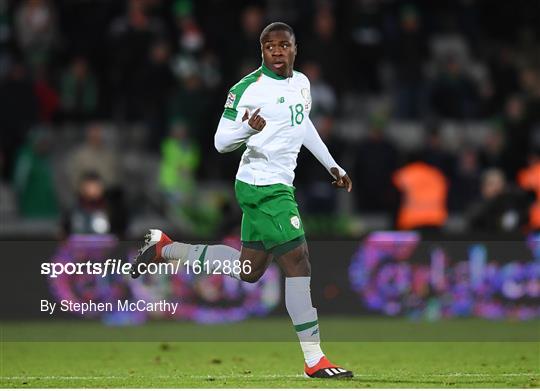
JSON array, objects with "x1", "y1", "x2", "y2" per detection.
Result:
[
  {"x1": 290, "y1": 215, "x2": 300, "y2": 229},
  {"x1": 225, "y1": 92, "x2": 236, "y2": 108}
]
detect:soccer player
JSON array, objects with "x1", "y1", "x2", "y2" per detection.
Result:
[{"x1": 132, "y1": 22, "x2": 353, "y2": 379}]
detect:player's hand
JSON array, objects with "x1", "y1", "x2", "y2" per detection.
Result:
[
  {"x1": 330, "y1": 167, "x2": 352, "y2": 192},
  {"x1": 243, "y1": 108, "x2": 266, "y2": 131}
]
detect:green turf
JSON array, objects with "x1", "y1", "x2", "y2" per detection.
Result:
[
  {"x1": 3, "y1": 317, "x2": 539, "y2": 342},
  {"x1": 1, "y1": 320, "x2": 539, "y2": 388}
]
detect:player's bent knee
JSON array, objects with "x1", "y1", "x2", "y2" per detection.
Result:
[{"x1": 276, "y1": 242, "x2": 311, "y2": 277}]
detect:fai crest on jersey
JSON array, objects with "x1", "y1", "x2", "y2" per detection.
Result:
[
  {"x1": 301, "y1": 88, "x2": 311, "y2": 110},
  {"x1": 290, "y1": 215, "x2": 301, "y2": 229},
  {"x1": 225, "y1": 92, "x2": 236, "y2": 108},
  {"x1": 301, "y1": 88, "x2": 311, "y2": 102}
]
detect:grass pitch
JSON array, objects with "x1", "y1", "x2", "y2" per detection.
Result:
[{"x1": 1, "y1": 318, "x2": 539, "y2": 388}]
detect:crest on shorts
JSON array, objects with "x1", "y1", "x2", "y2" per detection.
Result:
[
  {"x1": 290, "y1": 215, "x2": 301, "y2": 229},
  {"x1": 225, "y1": 92, "x2": 236, "y2": 108}
]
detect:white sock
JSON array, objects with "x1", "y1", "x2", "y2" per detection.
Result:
[
  {"x1": 161, "y1": 242, "x2": 242, "y2": 280},
  {"x1": 285, "y1": 277, "x2": 325, "y2": 367},
  {"x1": 161, "y1": 242, "x2": 190, "y2": 262}
]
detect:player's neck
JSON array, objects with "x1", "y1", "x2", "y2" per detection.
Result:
[{"x1": 261, "y1": 63, "x2": 291, "y2": 80}]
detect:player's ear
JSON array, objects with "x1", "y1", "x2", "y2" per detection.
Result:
[{"x1": 294, "y1": 43, "x2": 298, "y2": 56}]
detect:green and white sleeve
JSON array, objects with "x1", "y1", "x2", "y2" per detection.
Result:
[
  {"x1": 221, "y1": 68, "x2": 261, "y2": 121},
  {"x1": 215, "y1": 69, "x2": 262, "y2": 153}
]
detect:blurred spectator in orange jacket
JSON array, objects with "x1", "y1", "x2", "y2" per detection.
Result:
[
  {"x1": 392, "y1": 155, "x2": 448, "y2": 230},
  {"x1": 517, "y1": 150, "x2": 540, "y2": 231}
]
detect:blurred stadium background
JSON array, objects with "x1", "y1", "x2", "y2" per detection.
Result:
[{"x1": 0, "y1": 0, "x2": 539, "y2": 326}]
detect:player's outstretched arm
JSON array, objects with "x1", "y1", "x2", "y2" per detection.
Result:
[
  {"x1": 303, "y1": 118, "x2": 352, "y2": 192},
  {"x1": 214, "y1": 109, "x2": 266, "y2": 153}
]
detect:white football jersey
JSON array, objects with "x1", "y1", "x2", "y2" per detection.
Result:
[{"x1": 215, "y1": 64, "x2": 345, "y2": 186}]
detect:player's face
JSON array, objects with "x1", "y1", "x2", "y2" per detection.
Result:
[{"x1": 261, "y1": 30, "x2": 297, "y2": 78}]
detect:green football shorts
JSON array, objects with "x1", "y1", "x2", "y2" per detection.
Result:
[{"x1": 234, "y1": 179, "x2": 305, "y2": 256}]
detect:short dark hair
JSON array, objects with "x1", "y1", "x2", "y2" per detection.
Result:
[{"x1": 259, "y1": 22, "x2": 295, "y2": 44}]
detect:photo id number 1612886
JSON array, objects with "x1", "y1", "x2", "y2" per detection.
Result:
[{"x1": 183, "y1": 259, "x2": 252, "y2": 275}]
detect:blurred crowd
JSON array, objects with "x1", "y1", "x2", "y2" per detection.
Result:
[{"x1": 0, "y1": 0, "x2": 539, "y2": 238}]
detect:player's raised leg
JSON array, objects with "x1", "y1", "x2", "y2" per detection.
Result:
[
  {"x1": 130, "y1": 229, "x2": 272, "y2": 281},
  {"x1": 275, "y1": 241, "x2": 353, "y2": 379}
]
